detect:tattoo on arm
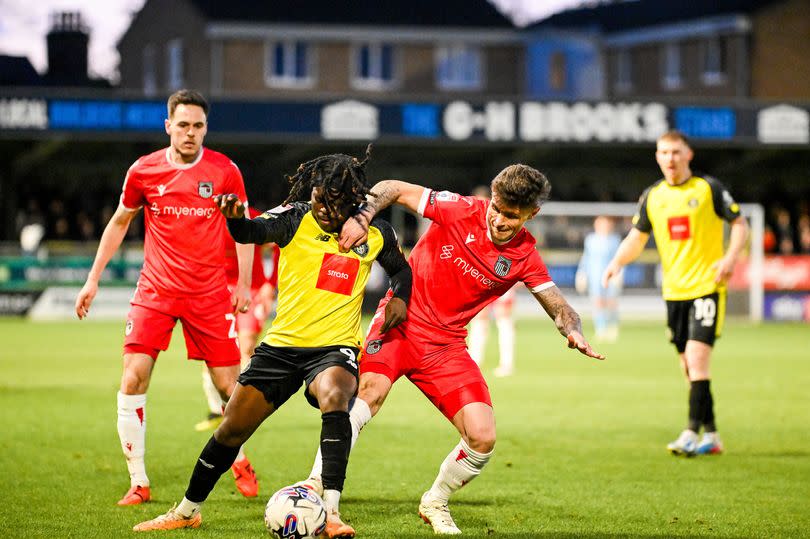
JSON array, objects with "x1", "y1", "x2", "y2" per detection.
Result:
[
  {"x1": 366, "y1": 181, "x2": 400, "y2": 217},
  {"x1": 534, "y1": 286, "x2": 582, "y2": 337}
]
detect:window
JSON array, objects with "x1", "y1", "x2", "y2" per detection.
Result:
[
  {"x1": 143, "y1": 44, "x2": 156, "y2": 96},
  {"x1": 166, "y1": 38, "x2": 183, "y2": 90},
  {"x1": 702, "y1": 37, "x2": 727, "y2": 86},
  {"x1": 614, "y1": 49, "x2": 632, "y2": 93},
  {"x1": 549, "y1": 51, "x2": 567, "y2": 91},
  {"x1": 265, "y1": 40, "x2": 313, "y2": 88},
  {"x1": 436, "y1": 44, "x2": 482, "y2": 90},
  {"x1": 662, "y1": 42, "x2": 681, "y2": 90},
  {"x1": 352, "y1": 42, "x2": 396, "y2": 90}
]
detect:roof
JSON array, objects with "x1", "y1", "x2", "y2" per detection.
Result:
[
  {"x1": 531, "y1": 0, "x2": 780, "y2": 32},
  {"x1": 188, "y1": 0, "x2": 514, "y2": 27},
  {"x1": 0, "y1": 56, "x2": 41, "y2": 86}
]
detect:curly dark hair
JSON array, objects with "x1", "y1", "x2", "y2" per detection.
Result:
[{"x1": 283, "y1": 144, "x2": 374, "y2": 214}]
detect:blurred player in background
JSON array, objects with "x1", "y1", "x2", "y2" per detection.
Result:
[
  {"x1": 310, "y1": 164, "x2": 604, "y2": 535},
  {"x1": 74, "y1": 90, "x2": 259, "y2": 505},
  {"x1": 467, "y1": 185, "x2": 517, "y2": 377},
  {"x1": 133, "y1": 147, "x2": 411, "y2": 538},
  {"x1": 195, "y1": 209, "x2": 279, "y2": 432},
  {"x1": 576, "y1": 216, "x2": 622, "y2": 342},
  {"x1": 603, "y1": 130, "x2": 748, "y2": 457}
]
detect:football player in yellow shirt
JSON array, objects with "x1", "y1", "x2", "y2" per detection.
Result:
[{"x1": 603, "y1": 130, "x2": 748, "y2": 457}]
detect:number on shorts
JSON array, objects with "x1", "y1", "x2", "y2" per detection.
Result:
[
  {"x1": 225, "y1": 313, "x2": 237, "y2": 338},
  {"x1": 339, "y1": 347, "x2": 358, "y2": 369},
  {"x1": 693, "y1": 297, "x2": 716, "y2": 327}
]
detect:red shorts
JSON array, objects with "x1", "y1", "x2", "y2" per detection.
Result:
[
  {"x1": 360, "y1": 299, "x2": 492, "y2": 420},
  {"x1": 229, "y1": 285, "x2": 268, "y2": 335},
  {"x1": 124, "y1": 285, "x2": 240, "y2": 367}
]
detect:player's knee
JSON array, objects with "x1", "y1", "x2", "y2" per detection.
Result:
[
  {"x1": 358, "y1": 377, "x2": 389, "y2": 416},
  {"x1": 317, "y1": 383, "x2": 354, "y2": 412},
  {"x1": 120, "y1": 369, "x2": 149, "y2": 394},
  {"x1": 466, "y1": 427, "x2": 496, "y2": 453}
]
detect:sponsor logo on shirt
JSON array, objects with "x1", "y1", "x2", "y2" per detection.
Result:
[
  {"x1": 198, "y1": 181, "x2": 213, "y2": 198},
  {"x1": 667, "y1": 215, "x2": 691, "y2": 240},
  {"x1": 316, "y1": 253, "x2": 359, "y2": 295},
  {"x1": 150, "y1": 202, "x2": 217, "y2": 219},
  {"x1": 439, "y1": 245, "x2": 502, "y2": 289},
  {"x1": 125, "y1": 319, "x2": 133, "y2": 335},
  {"x1": 436, "y1": 191, "x2": 459, "y2": 202}
]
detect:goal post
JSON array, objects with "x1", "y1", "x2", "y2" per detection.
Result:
[{"x1": 523, "y1": 201, "x2": 764, "y2": 322}]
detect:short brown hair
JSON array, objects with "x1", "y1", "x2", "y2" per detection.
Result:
[
  {"x1": 491, "y1": 164, "x2": 551, "y2": 208},
  {"x1": 167, "y1": 89, "x2": 209, "y2": 119},
  {"x1": 657, "y1": 129, "x2": 691, "y2": 147}
]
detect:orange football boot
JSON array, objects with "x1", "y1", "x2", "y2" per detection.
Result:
[
  {"x1": 231, "y1": 457, "x2": 259, "y2": 497},
  {"x1": 324, "y1": 509, "x2": 355, "y2": 538},
  {"x1": 117, "y1": 485, "x2": 151, "y2": 506},
  {"x1": 133, "y1": 505, "x2": 201, "y2": 531}
]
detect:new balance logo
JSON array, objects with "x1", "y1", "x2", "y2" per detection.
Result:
[
  {"x1": 157, "y1": 184, "x2": 166, "y2": 196},
  {"x1": 465, "y1": 233, "x2": 475, "y2": 244},
  {"x1": 198, "y1": 459, "x2": 215, "y2": 469},
  {"x1": 315, "y1": 233, "x2": 331, "y2": 242}
]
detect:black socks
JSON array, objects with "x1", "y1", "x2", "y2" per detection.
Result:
[
  {"x1": 185, "y1": 436, "x2": 240, "y2": 503},
  {"x1": 320, "y1": 411, "x2": 351, "y2": 492}
]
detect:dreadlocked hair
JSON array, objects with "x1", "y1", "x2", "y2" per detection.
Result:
[{"x1": 283, "y1": 144, "x2": 374, "y2": 214}]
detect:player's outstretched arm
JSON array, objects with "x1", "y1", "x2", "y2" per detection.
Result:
[
  {"x1": 602, "y1": 228, "x2": 649, "y2": 288},
  {"x1": 338, "y1": 180, "x2": 426, "y2": 251},
  {"x1": 75, "y1": 203, "x2": 138, "y2": 319},
  {"x1": 532, "y1": 286, "x2": 605, "y2": 360}
]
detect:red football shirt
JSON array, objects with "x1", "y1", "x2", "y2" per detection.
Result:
[
  {"x1": 223, "y1": 207, "x2": 270, "y2": 288},
  {"x1": 120, "y1": 147, "x2": 248, "y2": 297},
  {"x1": 407, "y1": 189, "x2": 554, "y2": 343}
]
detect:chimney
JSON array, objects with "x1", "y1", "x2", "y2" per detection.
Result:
[{"x1": 46, "y1": 11, "x2": 89, "y2": 85}]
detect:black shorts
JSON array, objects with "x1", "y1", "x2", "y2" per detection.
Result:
[
  {"x1": 238, "y1": 343, "x2": 360, "y2": 409},
  {"x1": 665, "y1": 291, "x2": 725, "y2": 353}
]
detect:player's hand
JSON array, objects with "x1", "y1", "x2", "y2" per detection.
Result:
[
  {"x1": 232, "y1": 282, "x2": 252, "y2": 314},
  {"x1": 75, "y1": 280, "x2": 98, "y2": 319},
  {"x1": 338, "y1": 215, "x2": 370, "y2": 253},
  {"x1": 711, "y1": 256, "x2": 736, "y2": 284},
  {"x1": 379, "y1": 297, "x2": 407, "y2": 333},
  {"x1": 214, "y1": 194, "x2": 246, "y2": 219},
  {"x1": 566, "y1": 331, "x2": 605, "y2": 360},
  {"x1": 601, "y1": 261, "x2": 621, "y2": 288}
]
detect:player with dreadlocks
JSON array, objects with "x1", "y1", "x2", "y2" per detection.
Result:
[{"x1": 135, "y1": 147, "x2": 412, "y2": 538}]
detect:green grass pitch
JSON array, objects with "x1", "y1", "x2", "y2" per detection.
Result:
[{"x1": 1, "y1": 317, "x2": 808, "y2": 538}]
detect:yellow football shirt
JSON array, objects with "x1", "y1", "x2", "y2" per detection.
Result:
[{"x1": 633, "y1": 175, "x2": 741, "y2": 301}]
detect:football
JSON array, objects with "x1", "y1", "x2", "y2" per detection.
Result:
[{"x1": 264, "y1": 485, "x2": 327, "y2": 539}]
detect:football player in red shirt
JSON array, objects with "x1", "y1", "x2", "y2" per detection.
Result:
[
  {"x1": 74, "y1": 90, "x2": 258, "y2": 505},
  {"x1": 310, "y1": 164, "x2": 604, "y2": 534}
]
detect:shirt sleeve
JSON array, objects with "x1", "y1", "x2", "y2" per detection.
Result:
[
  {"x1": 120, "y1": 160, "x2": 145, "y2": 210},
  {"x1": 632, "y1": 186, "x2": 654, "y2": 233},
  {"x1": 419, "y1": 189, "x2": 477, "y2": 225},
  {"x1": 226, "y1": 203, "x2": 308, "y2": 248},
  {"x1": 522, "y1": 249, "x2": 555, "y2": 293},
  {"x1": 371, "y1": 218, "x2": 412, "y2": 305},
  {"x1": 705, "y1": 176, "x2": 742, "y2": 222}
]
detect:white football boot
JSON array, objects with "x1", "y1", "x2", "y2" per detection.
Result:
[
  {"x1": 667, "y1": 429, "x2": 698, "y2": 457},
  {"x1": 418, "y1": 491, "x2": 462, "y2": 535}
]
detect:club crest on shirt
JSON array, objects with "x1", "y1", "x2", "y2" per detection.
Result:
[
  {"x1": 366, "y1": 339, "x2": 383, "y2": 354},
  {"x1": 198, "y1": 181, "x2": 213, "y2": 199},
  {"x1": 352, "y1": 243, "x2": 370, "y2": 257},
  {"x1": 494, "y1": 255, "x2": 512, "y2": 277},
  {"x1": 688, "y1": 198, "x2": 699, "y2": 208}
]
